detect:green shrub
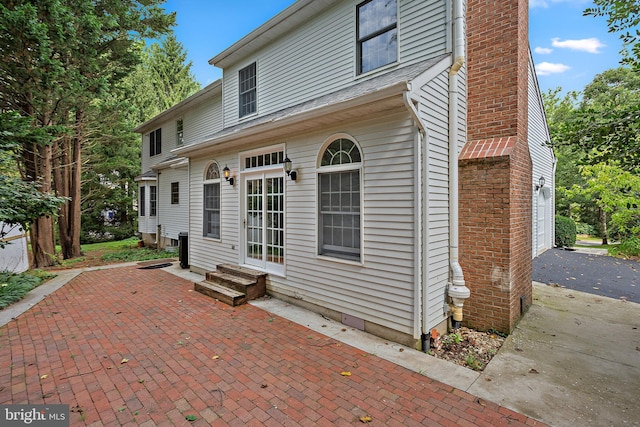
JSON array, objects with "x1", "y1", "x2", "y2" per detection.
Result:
[
  {"x1": 610, "y1": 236, "x2": 640, "y2": 258},
  {"x1": 555, "y1": 215, "x2": 577, "y2": 247},
  {"x1": 0, "y1": 271, "x2": 48, "y2": 310}
]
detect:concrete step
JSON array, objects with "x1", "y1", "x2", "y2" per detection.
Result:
[{"x1": 194, "y1": 280, "x2": 246, "y2": 307}]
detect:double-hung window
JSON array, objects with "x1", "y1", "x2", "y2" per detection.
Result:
[
  {"x1": 171, "y1": 182, "x2": 179, "y2": 205},
  {"x1": 139, "y1": 187, "x2": 146, "y2": 217},
  {"x1": 176, "y1": 119, "x2": 184, "y2": 146},
  {"x1": 150, "y1": 128, "x2": 162, "y2": 156},
  {"x1": 203, "y1": 163, "x2": 221, "y2": 239},
  {"x1": 357, "y1": 0, "x2": 398, "y2": 74},
  {"x1": 149, "y1": 186, "x2": 157, "y2": 217},
  {"x1": 239, "y1": 62, "x2": 257, "y2": 118},
  {"x1": 318, "y1": 138, "x2": 362, "y2": 262}
]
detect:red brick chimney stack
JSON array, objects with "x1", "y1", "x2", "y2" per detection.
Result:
[{"x1": 458, "y1": 0, "x2": 533, "y2": 333}]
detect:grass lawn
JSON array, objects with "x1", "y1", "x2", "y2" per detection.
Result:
[{"x1": 51, "y1": 237, "x2": 177, "y2": 269}]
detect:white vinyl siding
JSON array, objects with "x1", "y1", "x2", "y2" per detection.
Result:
[
  {"x1": 528, "y1": 55, "x2": 555, "y2": 257},
  {"x1": 157, "y1": 167, "x2": 189, "y2": 242},
  {"x1": 221, "y1": 0, "x2": 447, "y2": 128},
  {"x1": 188, "y1": 111, "x2": 417, "y2": 335},
  {"x1": 417, "y1": 70, "x2": 459, "y2": 329},
  {"x1": 189, "y1": 155, "x2": 240, "y2": 270}
]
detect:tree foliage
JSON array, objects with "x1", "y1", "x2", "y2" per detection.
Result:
[
  {"x1": 0, "y1": 0, "x2": 174, "y2": 266},
  {"x1": 552, "y1": 68, "x2": 640, "y2": 173},
  {"x1": 585, "y1": 0, "x2": 640, "y2": 69},
  {"x1": 80, "y1": 34, "x2": 200, "y2": 243}
]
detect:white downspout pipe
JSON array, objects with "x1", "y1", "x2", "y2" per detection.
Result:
[
  {"x1": 403, "y1": 91, "x2": 426, "y2": 341},
  {"x1": 448, "y1": 0, "x2": 471, "y2": 328}
]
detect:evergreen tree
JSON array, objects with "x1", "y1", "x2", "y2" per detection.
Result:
[{"x1": 0, "y1": 0, "x2": 174, "y2": 266}]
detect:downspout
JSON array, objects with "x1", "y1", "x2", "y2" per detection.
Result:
[
  {"x1": 403, "y1": 91, "x2": 426, "y2": 343},
  {"x1": 448, "y1": 0, "x2": 471, "y2": 329}
]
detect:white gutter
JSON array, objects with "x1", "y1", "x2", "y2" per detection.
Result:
[
  {"x1": 448, "y1": 0, "x2": 470, "y2": 326},
  {"x1": 403, "y1": 92, "x2": 427, "y2": 340}
]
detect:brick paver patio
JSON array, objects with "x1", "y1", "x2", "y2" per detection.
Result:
[{"x1": 0, "y1": 266, "x2": 545, "y2": 426}]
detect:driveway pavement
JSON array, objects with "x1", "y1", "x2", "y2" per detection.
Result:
[
  {"x1": 0, "y1": 264, "x2": 540, "y2": 426},
  {"x1": 533, "y1": 247, "x2": 639, "y2": 303}
]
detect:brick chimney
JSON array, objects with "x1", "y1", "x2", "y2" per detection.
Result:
[{"x1": 458, "y1": 0, "x2": 533, "y2": 333}]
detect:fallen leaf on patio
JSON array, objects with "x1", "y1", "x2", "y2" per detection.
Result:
[
  {"x1": 399, "y1": 348, "x2": 404, "y2": 352},
  {"x1": 40, "y1": 374, "x2": 48, "y2": 379},
  {"x1": 261, "y1": 384, "x2": 268, "y2": 388},
  {"x1": 187, "y1": 290, "x2": 193, "y2": 292},
  {"x1": 592, "y1": 287, "x2": 599, "y2": 290},
  {"x1": 529, "y1": 368, "x2": 539, "y2": 374},
  {"x1": 620, "y1": 297, "x2": 628, "y2": 302},
  {"x1": 476, "y1": 398, "x2": 486, "y2": 406},
  {"x1": 359, "y1": 415, "x2": 373, "y2": 423},
  {"x1": 341, "y1": 371, "x2": 352, "y2": 376},
  {"x1": 120, "y1": 358, "x2": 129, "y2": 364},
  {"x1": 341, "y1": 328, "x2": 347, "y2": 332},
  {"x1": 212, "y1": 355, "x2": 220, "y2": 360},
  {"x1": 566, "y1": 295, "x2": 575, "y2": 299}
]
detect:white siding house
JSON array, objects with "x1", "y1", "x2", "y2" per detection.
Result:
[
  {"x1": 136, "y1": 0, "x2": 554, "y2": 346},
  {"x1": 528, "y1": 52, "x2": 556, "y2": 257},
  {"x1": 0, "y1": 223, "x2": 29, "y2": 273},
  {"x1": 135, "y1": 81, "x2": 223, "y2": 247}
]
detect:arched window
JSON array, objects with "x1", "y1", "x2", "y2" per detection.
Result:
[
  {"x1": 317, "y1": 136, "x2": 362, "y2": 261},
  {"x1": 203, "y1": 162, "x2": 221, "y2": 239}
]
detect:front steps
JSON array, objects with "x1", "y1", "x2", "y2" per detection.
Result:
[{"x1": 194, "y1": 264, "x2": 267, "y2": 307}]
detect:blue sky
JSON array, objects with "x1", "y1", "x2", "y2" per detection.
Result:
[{"x1": 163, "y1": 0, "x2": 629, "y2": 96}]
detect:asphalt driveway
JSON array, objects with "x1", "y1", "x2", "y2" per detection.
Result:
[
  {"x1": 533, "y1": 248, "x2": 639, "y2": 303},
  {"x1": 0, "y1": 265, "x2": 540, "y2": 426}
]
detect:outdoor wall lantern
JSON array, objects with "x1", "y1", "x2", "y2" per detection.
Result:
[
  {"x1": 283, "y1": 157, "x2": 297, "y2": 181},
  {"x1": 223, "y1": 165, "x2": 234, "y2": 186},
  {"x1": 535, "y1": 175, "x2": 545, "y2": 191}
]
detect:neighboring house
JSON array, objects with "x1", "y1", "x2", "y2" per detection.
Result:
[
  {"x1": 0, "y1": 223, "x2": 29, "y2": 273},
  {"x1": 135, "y1": 0, "x2": 554, "y2": 347}
]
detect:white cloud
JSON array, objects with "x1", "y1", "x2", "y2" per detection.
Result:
[
  {"x1": 534, "y1": 47, "x2": 553, "y2": 54},
  {"x1": 551, "y1": 37, "x2": 605, "y2": 53},
  {"x1": 530, "y1": 0, "x2": 590, "y2": 8},
  {"x1": 535, "y1": 62, "x2": 571, "y2": 76}
]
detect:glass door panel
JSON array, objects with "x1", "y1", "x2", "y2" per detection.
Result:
[
  {"x1": 246, "y1": 178, "x2": 263, "y2": 265},
  {"x1": 244, "y1": 173, "x2": 285, "y2": 274}
]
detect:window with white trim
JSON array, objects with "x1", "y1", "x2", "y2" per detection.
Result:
[
  {"x1": 357, "y1": 0, "x2": 397, "y2": 74},
  {"x1": 149, "y1": 128, "x2": 162, "y2": 156},
  {"x1": 149, "y1": 186, "x2": 157, "y2": 217},
  {"x1": 139, "y1": 186, "x2": 146, "y2": 217},
  {"x1": 176, "y1": 119, "x2": 184, "y2": 146},
  {"x1": 203, "y1": 163, "x2": 221, "y2": 239},
  {"x1": 239, "y1": 62, "x2": 257, "y2": 118},
  {"x1": 318, "y1": 138, "x2": 362, "y2": 261},
  {"x1": 171, "y1": 182, "x2": 179, "y2": 205}
]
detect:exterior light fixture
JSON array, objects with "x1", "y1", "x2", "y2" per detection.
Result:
[
  {"x1": 223, "y1": 165, "x2": 234, "y2": 186},
  {"x1": 535, "y1": 176, "x2": 545, "y2": 191},
  {"x1": 283, "y1": 157, "x2": 297, "y2": 181}
]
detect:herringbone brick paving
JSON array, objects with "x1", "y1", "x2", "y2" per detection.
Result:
[{"x1": 0, "y1": 266, "x2": 545, "y2": 426}]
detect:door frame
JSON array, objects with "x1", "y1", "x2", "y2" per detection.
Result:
[{"x1": 240, "y1": 167, "x2": 286, "y2": 276}]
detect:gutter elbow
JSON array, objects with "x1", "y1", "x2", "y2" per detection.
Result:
[{"x1": 450, "y1": 56, "x2": 465, "y2": 76}]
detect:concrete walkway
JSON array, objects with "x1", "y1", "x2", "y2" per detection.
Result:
[{"x1": 1, "y1": 263, "x2": 540, "y2": 426}]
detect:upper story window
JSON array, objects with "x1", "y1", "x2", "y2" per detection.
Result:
[
  {"x1": 150, "y1": 128, "x2": 162, "y2": 156},
  {"x1": 239, "y1": 62, "x2": 257, "y2": 118},
  {"x1": 318, "y1": 137, "x2": 363, "y2": 262},
  {"x1": 357, "y1": 0, "x2": 398, "y2": 74},
  {"x1": 176, "y1": 119, "x2": 184, "y2": 146}
]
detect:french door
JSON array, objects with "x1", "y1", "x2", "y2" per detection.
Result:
[{"x1": 243, "y1": 171, "x2": 285, "y2": 275}]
